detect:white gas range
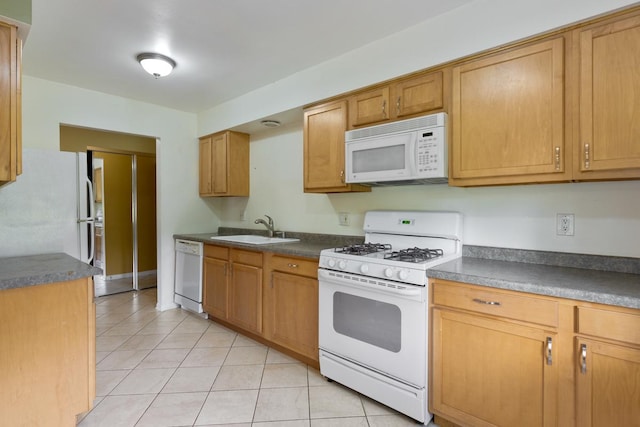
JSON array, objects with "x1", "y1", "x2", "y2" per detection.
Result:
[{"x1": 318, "y1": 210, "x2": 463, "y2": 424}]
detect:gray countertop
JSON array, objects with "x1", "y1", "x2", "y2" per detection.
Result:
[
  {"x1": 175, "y1": 230, "x2": 640, "y2": 310},
  {"x1": 174, "y1": 229, "x2": 363, "y2": 259},
  {"x1": 0, "y1": 253, "x2": 102, "y2": 291},
  {"x1": 429, "y1": 256, "x2": 640, "y2": 309}
]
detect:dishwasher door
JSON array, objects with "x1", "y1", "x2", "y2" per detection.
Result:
[{"x1": 174, "y1": 239, "x2": 205, "y2": 314}]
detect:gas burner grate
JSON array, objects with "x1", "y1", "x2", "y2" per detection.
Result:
[
  {"x1": 334, "y1": 243, "x2": 392, "y2": 255},
  {"x1": 384, "y1": 247, "x2": 444, "y2": 263}
]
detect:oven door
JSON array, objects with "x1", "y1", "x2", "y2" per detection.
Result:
[{"x1": 318, "y1": 268, "x2": 427, "y2": 387}]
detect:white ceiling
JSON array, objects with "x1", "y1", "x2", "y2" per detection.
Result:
[{"x1": 21, "y1": 0, "x2": 471, "y2": 114}]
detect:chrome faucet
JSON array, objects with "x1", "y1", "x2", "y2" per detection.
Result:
[{"x1": 254, "y1": 214, "x2": 275, "y2": 237}]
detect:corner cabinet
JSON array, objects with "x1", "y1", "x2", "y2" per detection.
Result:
[
  {"x1": 449, "y1": 37, "x2": 569, "y2": 186},
  {"x1": 0, "y1": 21, "x2": 22, "y2": 185},
  {"x1": 431, "y1": 280, "x2": 560, "y2": 427},
  {"x1": 199, "y1": 130, "x2": 249, "y2": 197},
  {"x1": 263, "y1": 253, "x2": 319, "y2": 363},
  {"x1": 303, "y1": 100, "x2": 369, "y2": 193},
  {"x1": 573, "y1": 11, "x2": 640, "y2": 180}
]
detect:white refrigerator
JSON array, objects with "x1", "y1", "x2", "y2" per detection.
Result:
[{"x1": 0, "y1": 148, "x2": 96, "y2": 263}]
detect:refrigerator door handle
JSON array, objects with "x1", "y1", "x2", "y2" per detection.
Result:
[{"x1": 76, "y1": 177, "x2": 96, "y2": 263}]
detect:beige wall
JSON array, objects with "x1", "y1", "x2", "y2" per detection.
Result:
[{"x1": 60, "y1": 125, "x2": 156, "y2": 154}]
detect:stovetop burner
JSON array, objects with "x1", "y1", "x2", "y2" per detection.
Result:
[
  {"x1": 384, "y1": 247, "x2": 444, "y2": 263},
  {"x1": 334, "y1": 243, "x2": 391, "y2": 255}
]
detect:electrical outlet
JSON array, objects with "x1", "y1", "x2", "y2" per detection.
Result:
[
  {"x1": 338, "y1": 212, "x2": 350, "y2": 226},
  {"x1": 556, "y1": 213, "x2": 574, "y2": 236}
]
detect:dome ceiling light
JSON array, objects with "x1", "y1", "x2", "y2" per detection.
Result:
[{"x1": 136, "y1": 53, "x2": 176, "y2": 78}]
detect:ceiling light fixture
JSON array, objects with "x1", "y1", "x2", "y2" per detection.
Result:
[
  {"x1": 136, "y1": 53, "x2": 176, "y2": 78},
  {"x1": 261, "y1": 120, "x2": 281, "y2": 128}
]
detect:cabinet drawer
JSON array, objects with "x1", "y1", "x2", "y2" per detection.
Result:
[
  {"x1": 577, "y1": 306, "x2": 640, "y2": 345},
  {"x1": 432, "y1": 280, "x2": 558, "y2": 327},
  {"x1": 231, "y1": 249, "x2": 262, "y2": 267},
  {"x1": 204, "y1": 244, "x2": 229, "y2": 260},
  {"x1": 270, "y1": 255, "x2": 318, "y2": 278}
]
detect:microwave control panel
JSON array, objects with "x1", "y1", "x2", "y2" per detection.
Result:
[{"x1": 415, "y1": 127, "x2": 446, "y2": 176}]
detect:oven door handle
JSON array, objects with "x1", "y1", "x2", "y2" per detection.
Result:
[{"x1": 318, "y1": 269, "x2": 423, "y2": 297}]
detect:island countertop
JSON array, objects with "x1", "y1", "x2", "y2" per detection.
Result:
[{"x1": 0, "y1": 253, "x2": 102, "y2": 291}]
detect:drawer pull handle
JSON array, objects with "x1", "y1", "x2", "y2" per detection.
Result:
[
  {"x1": 580, "y1": 344, "x2": 587, "y2": 374},
  {"x1": 584, "y1": 143, "x2": 590, "y2": 169},
  {"x1": 554, "y1": 147, "x2": 561, "y2": 171},
  {"x1": 287, "y1": 263, "x2": 298, "y2": 268},
  {"x1": 546, "y1": 337, "x2": 553, "y2": 365},
  {"x1": 472, "y1": 298, "x2": 501, "y2": 306}
]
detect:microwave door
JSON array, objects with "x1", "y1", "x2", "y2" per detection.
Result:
[{"x1": 347, "y1": 133, "x2": 413, "y2": 183}]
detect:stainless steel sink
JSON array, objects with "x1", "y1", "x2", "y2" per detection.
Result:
[{"x1": 209, "y1": 235, "x2": 299, "y2": 245}]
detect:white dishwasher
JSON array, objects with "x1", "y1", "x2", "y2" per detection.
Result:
[{"x1": 174, "y1": 239, "x2": 205, "y2": 314}]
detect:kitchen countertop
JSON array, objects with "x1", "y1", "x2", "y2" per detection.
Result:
[
  {"x1": 175, "y1": 230, "x2": 640, "y2": 310},
  {"x1": 174, "y1": 229, "x2": 364, "y2": 259},
  {"x1": 0, "y1": 253, "x2": 102, "y2": 291},
  {"x1": 429, "y1": 255, "x2": 640, "y2": 310}
]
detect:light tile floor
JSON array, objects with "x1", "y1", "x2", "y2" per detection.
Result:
[{"x1": 78, "y1": 289, "x2": 437, "y2": 426}]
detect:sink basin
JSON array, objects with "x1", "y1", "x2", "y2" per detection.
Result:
[{"x1": 209, "y1": 235, "x2": 300, "y2": 245}]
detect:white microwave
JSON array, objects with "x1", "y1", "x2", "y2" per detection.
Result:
[{"x1": 345, "y1": 112, "x2": 447, "y2": 186}]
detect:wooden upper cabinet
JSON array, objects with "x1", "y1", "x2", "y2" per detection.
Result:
[
  {"x1": 0, "y1": 21, "x2": 21, "y2": 185},
  {"x1": 348, "y1": 71, "x2": 444, "y2": 129},
  {"x1": 450, "y1": 37, "x2": 568, "y2": 186},
  {"x1": 199, "y1": 130, "x2": 249, "y2": 197},
  {"x1": 303, "y1": 100, "x2": 370, "y2": 193},
  {"x1": 349, "y1": 86, "x2": 390, "y2": 128},
  {"x1": 574, "y1": 12, "x2": 640, "y2": 180},
  {"x1": 391, "y1": 71, "x2": 443, "y2": 120}
]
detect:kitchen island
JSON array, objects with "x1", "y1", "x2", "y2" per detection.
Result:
[{"x1": 0, "y1": 253, "x2": 101, "y2": 427}]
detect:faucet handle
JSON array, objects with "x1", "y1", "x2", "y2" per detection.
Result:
[{"x1": 264, "y1": 214, "x2": 273, "y2": 225}]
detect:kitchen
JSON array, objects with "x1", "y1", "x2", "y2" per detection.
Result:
[{"x1": 1, "y1": 0, "x2": 640, "y2": 426}]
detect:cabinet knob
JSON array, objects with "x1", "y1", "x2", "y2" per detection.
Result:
[
  {"x1": 382, "y1": 100, "x2": 386, "y2": 116},
  {"x1": 287, "y1": 263, "x2": 298, "y2": 268},
  {"x1": 396, "y1": 96, "x2": 401, "y2": 114}
]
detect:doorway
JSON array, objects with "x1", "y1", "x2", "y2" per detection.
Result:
[
  {"x1": 92, "y1": 151, "x2": 157, "y2": 295},
  {"x1": 60, "y1": 126, "x2": 157, "y2": 297}
]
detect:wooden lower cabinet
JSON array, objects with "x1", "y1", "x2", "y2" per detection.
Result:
[
  {"x1": 203, "y1": 245, "x2": 263, "y2": 335},
  {"x1": 264, "y1": 254, "x2": 319, "y2": 362},
  {"x1": 575, "y1": 305, "x2": 640, "y2": 427},
  {"x1": 432, "y1": 308, "x2": 558, "y2": 427},
  {"x1": 0, "y1": 278, "x2": 95, "y2": 426},
  {"x1": 228, "y1": 261, "x2": 262, "y2": 334},
  {"x1": 203, "y1": 256, "x2": 228, "y2": 318}
]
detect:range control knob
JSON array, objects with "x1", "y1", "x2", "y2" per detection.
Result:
[
  {"x1": 338, "y1": 260, "x2": 347, "y2": 270},
  {"x1": 398, "y1": 270, "x2": 409, "y2": 281},
  {"x1": 360, "y1": 264, "x2": 369, "y2": 274},
  {"x1": 384, "y1": 268, "x2": 394, "y2": 278},
  {"x1": 327, "y1": 259, "x2": 336, "y2": 268}
]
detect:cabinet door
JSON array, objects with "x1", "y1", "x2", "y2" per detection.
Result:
[
  {"x1": 211, "y1": 132, "x2": 228, "y2": 194},
  {"x1": 575, "y1": 338, "x2": 640, "y2": 427},
  {"x1": 575, "y1": 13, "x2": 640, "y2": 179},
  {"x1": 198, "y1": 136, "x2": 212, "y2": 196},
  {"x1": 432, "y1": 308, "x2": 558, "y2": 427},
  {"x1": 392, "y1": 71, "x2": 443, "y2": 119},
  {"x1": 229, "y1": 263, "x2": 262, "y2": 333},
  {"x1": 303, "y1": 100, "x2": 369, "y2": 193},
  {"x1": 349, "y1": 86, "x2": 390, "y2": 127},
  {"x1": 0, "y1": 22, "x2": 20, "y2": 184},
  {"x1": 450, "y1": 37, "x2": 567, "y2": 186},
  {"x1": 269, "y1": 271, "x2": 318, "y2": 361},
  {"x1": 203, "y1": 257, "x2": 228, "y2": 319}
]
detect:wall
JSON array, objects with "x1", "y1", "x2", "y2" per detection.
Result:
[
  {"x1": 12, "y1": 76, "x2": 215, "y2": 310},
  {"x1": 215, "y1": 123, "x2": 640, "y2": 259},
  {"x1": 199, "y1": 0, "x2": 640, "y2": 259}
]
